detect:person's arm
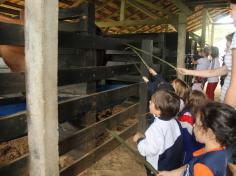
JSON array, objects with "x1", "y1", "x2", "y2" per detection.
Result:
[
  {"x1": 224, "y1": 48, "x2": 236, "y2": 108},
  {"x1": 177, "y1": 65, "x2": 227, "y2": 77},
  {"x1": 157, "y1": 165, "x2": 187, "y2": 176}
]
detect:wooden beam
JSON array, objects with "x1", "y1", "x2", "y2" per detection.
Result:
[
  {"x1": 0, "y1": 6, "x2": 20, "y2": 16},
  {"x1": 71, "y1": 0, "x2": 87, "y2": 7},
  {"x1": 120, "y1": 0, "x2": 126, "y2": 21},
  {"x1": 1, "y1": 1, "x2": 24, "y2": 10},
  {"x1": 59, "y1": 103, "x2": 139, "y2": 155},
  {"x1": 177, "y1": 13, "x2": 187, "y2": 79},
  {"x1": 139, "y1": 40, "x2": 152, "y2": 132},
  {"x1": 126, "y1": 0, "x2": 158, "y2": 19},
  {"x1": 96, "y1": 18, "x2": 176, "y2": 27},
  {"x1": 201, "y1": 8, "x2": 207, "y2": 47},
  {"x1": 168, "y1": 0, "x2": 192, "y2": 15},
  {"x1": 0, "y1": 64, "x2": 137, "y2": 94},
  {"x1": 0, "y1": 0, "x2": 6, "y2": 4},
  {"x1": 25, "y1": 0, "x2": 59, "y2": 175},
  {"x1": 207, "y1": 10, "x2": 213, "y2": 23},
  {"x1": 210, "y1": 24, "x2": 215, "y2": 46},
  {"x1": 0, "y1": 83, "x2": 141, "y2": 142},
  {"x1": 59, "y1": 6, "x2": 86, "y2": 19},
  {"x1": 133, "y1": 0, "x2": 174, "y2": 18},
  {"x1": 0, "y1": 154, "x2": 28, "y2": 176},
  {"x1": 0, "y1": 23, "x2": 129, "y2": 48},
  {"x1": 60, "y1": 122, "x2": 138, "y2": 176},
  {"x1": 0, "y1": 122, "x2": 138, "y2": 176},
  {"x1": 96, "y1": 0, "x2": 113, "y2": 12}
]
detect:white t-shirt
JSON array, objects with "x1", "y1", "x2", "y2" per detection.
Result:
[
  {"x1": 196, "y1": 57, "x2": 210, "y2": 70},
  {"x1": 137, "y1": 116, "x2": 182, "y2": 170},
  {"x1": 207, "y1": 57, "x2": 220, "y2": 83}
]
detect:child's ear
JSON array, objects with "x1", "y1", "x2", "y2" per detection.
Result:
[{"x1": 155, "y1": 109, "x2": 161, "y2": 116}]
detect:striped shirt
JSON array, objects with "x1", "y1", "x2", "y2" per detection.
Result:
[{"x1": 221, "y1": 32, "x2": 235, "y2": 102}]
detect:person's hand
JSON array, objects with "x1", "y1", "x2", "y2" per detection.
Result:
[
  {"x1": 177, "y1": 68, "x2": 188, "y2": 75},
  {"x1": 142, "y1": 76, "x2": 149, "y2": 83},
  {"x1": 133, "y1": 132, "x2": 144, "y2": 143},
  {"x1": 149, "y1": 68, "x2": 157, "y2": 75}
]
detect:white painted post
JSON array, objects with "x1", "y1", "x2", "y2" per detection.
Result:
[
  {"x1": 177, "y1": 13, "x2": 187, "y2": 79},
  {"x1": 25, "y1": 0, "x2": 59, "y2": 175}
]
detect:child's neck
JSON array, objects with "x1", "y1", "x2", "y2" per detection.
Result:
[{"x1": 204, "y1": 140, "x2": 222, "y2": 151}]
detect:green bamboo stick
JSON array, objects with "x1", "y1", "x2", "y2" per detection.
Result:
[
  {"x1": 125, "y1": 43, "x2": 177, "y2": 70},
  {"x1": 130, "y1": 48, "x2": 150, "y2": 70},
  {"x1": 106, "y1": 129, "x2": 159, "y2": 175}
]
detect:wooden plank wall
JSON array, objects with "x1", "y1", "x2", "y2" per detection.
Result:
[{"x1": 0, "y1": 2, "x2": 148, "y2": 176}]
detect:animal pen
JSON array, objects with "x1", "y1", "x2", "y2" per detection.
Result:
[{"x1": 0, "y1": 0, "x2": 230, "y2": 176}]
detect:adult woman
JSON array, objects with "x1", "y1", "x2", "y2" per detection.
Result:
[{"x1": 178, "y1": 34, "x2": 233, "y2": 103}]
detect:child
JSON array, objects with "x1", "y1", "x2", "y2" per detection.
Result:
[
  {"x1": 143, "y1": 67, "x2": 190, "y2": 123},
  {"x1": 178, "y1": 90, "x2": 208, "y2": 164},
  {"x1": 205, "y1": 46, "x2": 221, "y2": 100},
  {"x1": 191, "y1": 47, "x2": 210, "y2": 91},
  {"x1": 142, "y1": 67, "x2": 175, "y2": 96},
  {"x1": 172, "y1": 79, "x2": 190, "y2": 112},
  {"x1": 157, "y1": 102, "x2": 236, "y2": 176},
  {"x1": 133, "y1": 90, "x2": 184, "y2": 176}
]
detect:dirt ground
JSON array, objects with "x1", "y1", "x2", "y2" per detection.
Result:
[{"x1": 78, "y1": 138, "x2": 146, "y2": 176}]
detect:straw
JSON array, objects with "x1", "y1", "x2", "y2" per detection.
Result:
[{"x1": 106, "y1": 129, "x2": 159, "y2": 175}]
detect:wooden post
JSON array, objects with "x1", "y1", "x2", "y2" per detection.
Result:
[
  {"x1": 201, "y1": 9, "x2": 207, "y2": 47},
  {"x1": 177, "y1": 13, "x2": 186, "y2": 79},
  {"x1": 158, "y1": 33, "x2": 166, "y2": 74},
  {"x1": 210, "y1": 24, "x2": 215, "y2": 46},
  {"x1": 25, "y1": 0, "x2": 59, "y2": 176},
  {"x1": 139, "y1": 40, "x2": 153, "y2": 132},
  {"x1": 120, "y1": 0, "x2": 126, "y2": 21}
]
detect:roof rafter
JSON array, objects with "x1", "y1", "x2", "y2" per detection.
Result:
[
  {"x1": 126, "y1": 0, "x2": 158, "y2": 19},
  {"x1": 120, "y1": 0, "x2": 126, "y2": 21},
  {"x1": 168, "y1": 0, "x2": 192, "y2": 15},
  {"x1": 96, "y1": 18, "x2": 177, "y2": 28},
  {"x1": 133, "y1": 0, "x2": 173, "y2": 17},
  {"x1": 0, "y1": 0, "x2": 6, "y2": 4}
]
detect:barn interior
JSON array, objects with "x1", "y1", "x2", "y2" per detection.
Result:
[{"x1": 0, "y1": 0, "x2": 232, "y2": 175}]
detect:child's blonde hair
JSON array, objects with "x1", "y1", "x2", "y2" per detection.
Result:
[
  {"x1": 185, "y1": 90, "x2": 208, "y2": 116},
  {"x1": 172, "y1": 79, "x2": 190, "y2": 104}
]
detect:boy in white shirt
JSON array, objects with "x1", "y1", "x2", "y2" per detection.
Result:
[{"x1": 133, "y1": 90, "x2": 183, "y2": 176}]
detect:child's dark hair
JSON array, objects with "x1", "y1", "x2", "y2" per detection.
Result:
[
  {"x1": 180, "y1": 90, "x2": 208, "y2": 118},
  {"x1": 203, "y1": 47, "x2": 209, "y2": 56},
  {"x1": 198, "y1": 102, "x2": 236, "y2": 147},
  {"x1": 151, "y1": 90, "x2": 180, "y2": 120},
  {"x1": 226, "y1": 32, "x2": 234, "y2": 42},
  {"x1": 172, "y1": 79, "x2": 190, "y2": 104},
  {"x1": 211, "y1": 46, "x2": 219, "y2": 58}
]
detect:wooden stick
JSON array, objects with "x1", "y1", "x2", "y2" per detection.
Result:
[
  {"x1": 130, "y1": 48, "x2": 150, "y2": 70},
  {"x1": 126, "y1": 43, "x2": 177, "y2": 70},
  {"x1": 106, "y1": 129, "x2": 159, "y2": 175}
]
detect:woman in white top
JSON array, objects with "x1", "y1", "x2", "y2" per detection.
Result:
[
  {"x1": 205, "y1": 47, "x2": 220, "y2": 100},
  {"x1": 177, "y1": 34, "x2": 233, "y2": 103}
]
